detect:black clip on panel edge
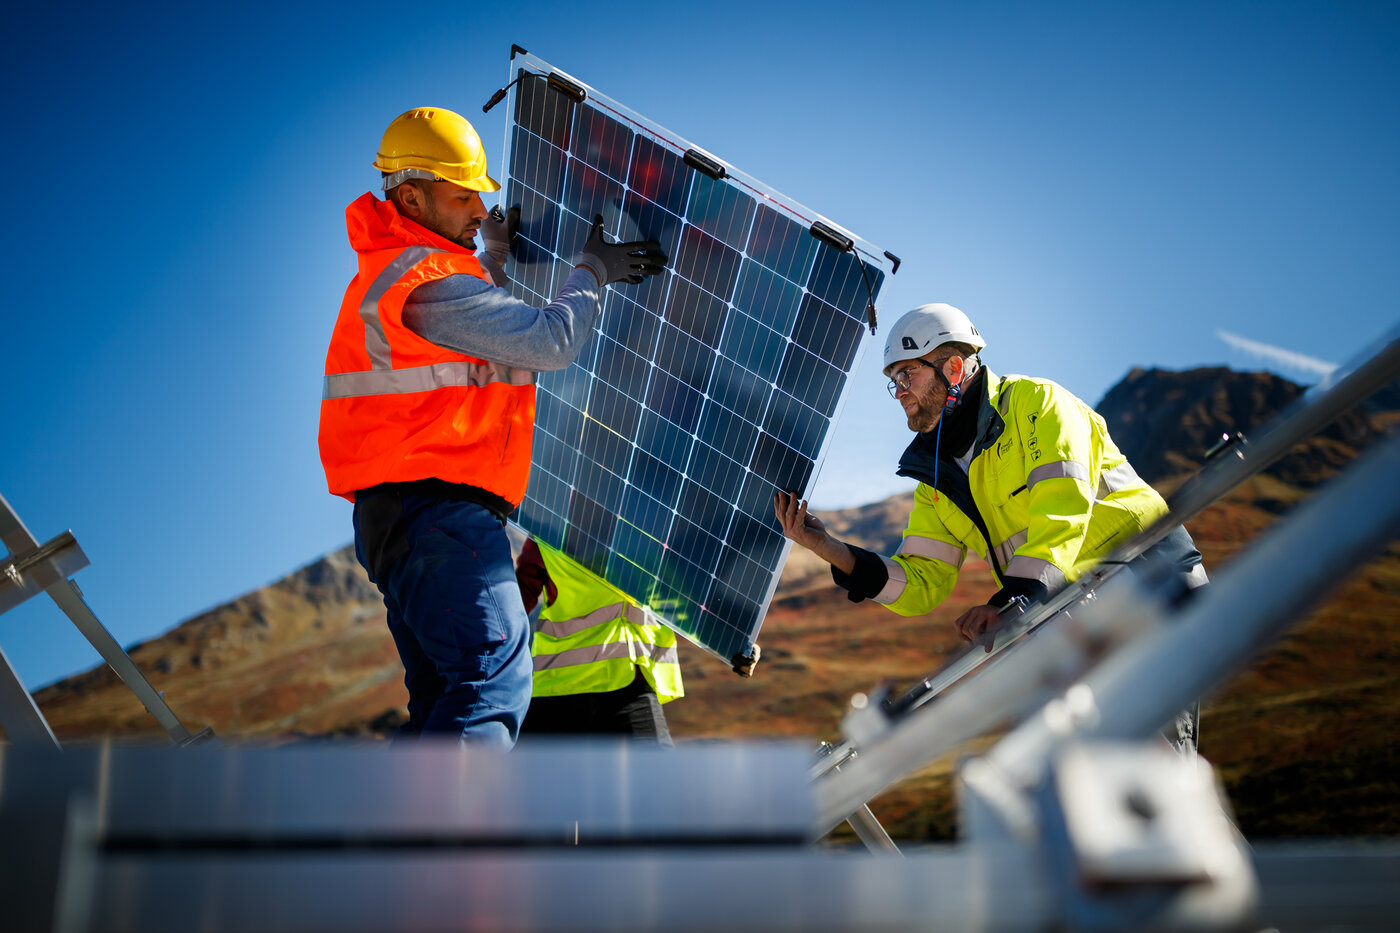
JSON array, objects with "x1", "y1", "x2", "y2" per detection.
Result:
[
  {"x1": 510, "y1": 44, "x2": 528, "y2": 58},
  {"x1": 809, "y1": 220, "x2": 854, "y2": 254},
  {"x1": 683, "y1": 148, "x2": 727, "y2": 180},
  {"x1": 547, "y1": 73, "x2": 586, "y2": 103},
  {"x1": 809, "y1": 221, "x2": 884, "y2": 335}
]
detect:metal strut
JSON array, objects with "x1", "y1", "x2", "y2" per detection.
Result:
[{"x1": 0, "y1": 492, "x2": 209, "y2": 748}]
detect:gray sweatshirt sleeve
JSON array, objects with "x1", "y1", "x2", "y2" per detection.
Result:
[{"x1": 400, "y1": 265, "x2": 603, "y2": 373}]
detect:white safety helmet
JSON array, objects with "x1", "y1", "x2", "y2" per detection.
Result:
[{"x1": 882, "y1": 303, "x2": 986, "y2": 376}]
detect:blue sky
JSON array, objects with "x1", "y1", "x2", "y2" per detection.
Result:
[{"x1": 2, "y1": 1, "x2": 1397, "y2": 690}]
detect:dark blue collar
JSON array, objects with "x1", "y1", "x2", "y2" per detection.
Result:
[
  {"x1": 893, "y1": 370, "x2": 1009, "y2": 583},
  {"x1": 895, "y1": 370, "x2": 1004, "y2": 489}
]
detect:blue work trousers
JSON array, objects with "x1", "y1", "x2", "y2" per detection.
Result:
[{"x1": 353, "y1": 491, "x2": 532, "y2": 747}]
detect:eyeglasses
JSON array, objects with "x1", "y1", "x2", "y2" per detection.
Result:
[{"x1": 887, "y1": 358, "x2": 950, "y2": 398}]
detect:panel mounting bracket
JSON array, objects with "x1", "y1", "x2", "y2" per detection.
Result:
[
  {"x1": 683, "y1": 148, "x2": 727, "y2": 180},
  {"x1": 547, "y1": 73, "x2": 586, "y2": 103},
  {"x1": 809, "y1": 221, "x2": 854, "y2": 254}
]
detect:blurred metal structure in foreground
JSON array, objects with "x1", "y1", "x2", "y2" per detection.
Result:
[
  {"x1": 2, "y1": 326, "x2": 1396, "y2": 931},
  {"x1": 1, "y1": 428, "x2": 1397, "y2": 930},
  {"x1": 0, "y1": 743, "x2": 1397, "y2": 932}
]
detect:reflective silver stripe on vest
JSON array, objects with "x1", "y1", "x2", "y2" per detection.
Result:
[
  {"x1": 323, "y1": 359, "x2": 535, "y2": 399},
  {"x1": 897, "y1": 534, "x2": 965, "y2": 568},
  {"x1": 1097, "y1": 461, "x2": 1143, "y2": 498},
  {"x1": 992, "y1": 529, "x2": 1029, "y2": 570},
  {"x1": 537, "y1": 601, "x2": 648, "y2": 640},
  {"x1": 1005, "y1": 554, "x2": 1066, "y2": 589},
  {"x1": 326, "y1": 245, "x2": 536, "y2": 400},
  {"x1": 533, "y1": 639, "x2": 679, "y2": 672},
  {"x1": 1028, "y1": 460, "x2": 1092, "y2": 490},
  {"x1": 359, "y1": 246, "x2": 440, "y2": 370},
  {"x1": 874, "y1": 555, "x2": 907, "y2": 605}
]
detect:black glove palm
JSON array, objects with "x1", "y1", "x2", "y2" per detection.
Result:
[{"x1": 579, "y1": 214, "x2": 667, "y2": 285}]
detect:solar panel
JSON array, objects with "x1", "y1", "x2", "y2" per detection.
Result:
[{"x1": 496, "y1": 50, "x2": 898, "y2": 664}]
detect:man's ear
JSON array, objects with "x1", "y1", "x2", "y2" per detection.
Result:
[
  {"x1": 944, "y1": 354, "x2": 965, "y2": 385},
  {"x1": 392, "y1": 183, "x2": 425, "y2": 220}
]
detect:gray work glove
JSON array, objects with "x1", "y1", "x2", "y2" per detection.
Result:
[
  {"x1": 576, "y1": 214, "x2": 667, "y2": 286},
  {"x1": 480, "y1": 204, "x2": 520, "y2": 265}
]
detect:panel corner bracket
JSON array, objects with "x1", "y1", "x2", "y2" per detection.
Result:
[
  {"x1": 547, "y1": 73, "x2": 587, "y2": 103},
  {"x1": 809, "y1": 220, "x2": 855, "y2": 254}
]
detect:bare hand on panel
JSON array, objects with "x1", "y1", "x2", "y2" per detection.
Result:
[
  {"x1": 773, "y1": 491, "x2": 829, "y2": 553},
  {"x1": 953, "y1": 604, "x2": 1002, "y2": 653}
]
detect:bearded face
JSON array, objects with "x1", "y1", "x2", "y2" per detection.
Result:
[{"x1": 900, "y1": 375, "x2": 948, "y2": 433}]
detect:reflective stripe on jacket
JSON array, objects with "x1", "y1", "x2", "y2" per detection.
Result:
[
  {"x1": 880, "y1": 368, "x2": 1169, "y2": 614},
  {"x1": 532, "y1": 542, "x2": 684, "y2": 703},
  {"x1": 318, "y1": 194, "x2": 535, "y2": 504}
]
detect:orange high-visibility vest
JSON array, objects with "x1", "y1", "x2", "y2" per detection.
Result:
[{"x1": 318, "y1": 194, "x2": 535, "y2": 504}]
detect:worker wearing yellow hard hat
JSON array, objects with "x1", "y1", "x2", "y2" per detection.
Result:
[
  {"x1": 319, "y1": 106, "x2": 668, "y2": 747},
  {"x1": 373, "y1": 107, "x2": 501, "y2": 193}
]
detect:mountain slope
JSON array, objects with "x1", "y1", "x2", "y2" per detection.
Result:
[{"x1": 1096, "y1": 366, "x2": 1385, "y2": 487}]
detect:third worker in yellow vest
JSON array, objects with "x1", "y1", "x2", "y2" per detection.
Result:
[{"x1": 515, "y1": 539, "x2": 683, "y2": 744}]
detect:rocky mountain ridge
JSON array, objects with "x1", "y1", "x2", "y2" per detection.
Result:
[{"x1": 1096, "y1": 366, "x2": 1387, "y2": 488}]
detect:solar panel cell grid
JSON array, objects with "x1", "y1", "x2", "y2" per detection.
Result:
[
  {"x1": 734, "y1": 262, "x2": 804, "y2": 336},
  {"x1": 501, "y1": 55, "x2": 892, "y2": 661}
]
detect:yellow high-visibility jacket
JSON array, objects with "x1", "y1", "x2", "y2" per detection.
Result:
[
  {"x1": 853, "y1": 368, "x2": 1169, "y2": 614},
  {"x1": 532, "y1": 542, "x2": 684, "y2": 702}
]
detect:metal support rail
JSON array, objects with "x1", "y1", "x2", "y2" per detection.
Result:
[
  {"x1": 814, "y1": 569, "x2": 1160, "y2": 834},
  {"x1": 1157, "y1": 323, "x2": 1400, "y2": 548},
  {"x1": 0, "y1": 493, "x2": 206, "y2": 747},
  {"x1": 990, "y1": 425, "x2": 1400, "y2": 786}
]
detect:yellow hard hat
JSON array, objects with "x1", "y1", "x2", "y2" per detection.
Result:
[{"x1": 373, "y1": 107, "x2": 501, "y2": 193}]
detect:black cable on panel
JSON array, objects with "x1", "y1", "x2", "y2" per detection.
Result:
[
  {"x1": 483, "y1": 68, "x2": 586, "y2": 114},
  {"x1": 809, "y1": 221, "x2": 884, "y2": 334},
  {"x1": 482, "y1": 74, "x2": 526, "y2": 114}
]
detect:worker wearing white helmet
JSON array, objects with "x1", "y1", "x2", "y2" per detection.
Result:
[{"x1": 775, "y1": 303, "x2": 1208, "y2": 753}]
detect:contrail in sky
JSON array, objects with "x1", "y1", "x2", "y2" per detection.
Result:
[{"x1": 1216, "y1": 330, "x2": 1339, "y2": 381}]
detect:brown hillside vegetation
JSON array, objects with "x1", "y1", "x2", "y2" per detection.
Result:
[{"x1": 15, "y1": 368, "x2": 1400, "y2": 842}]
